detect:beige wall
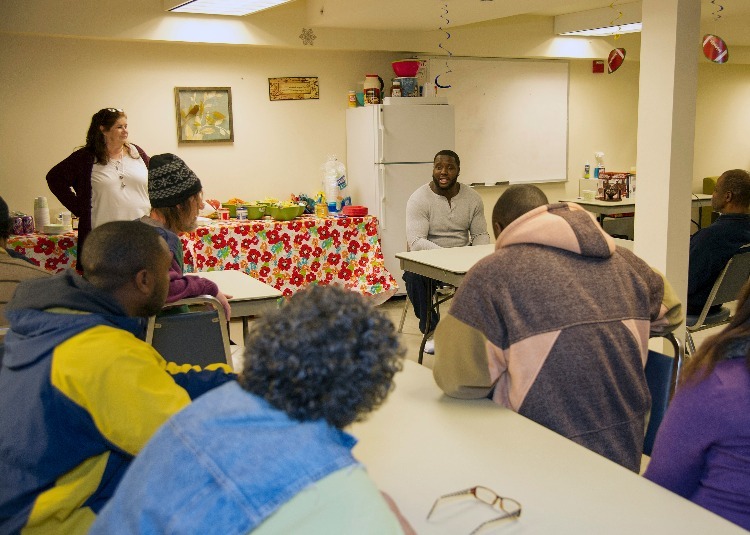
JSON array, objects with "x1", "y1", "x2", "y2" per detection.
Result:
[
  {"x1": 0, "y1": 34, "x2": 398, "y2": 216},
  {"x1": 2, "y1": 30, "x2": 750, "y2": 229}
]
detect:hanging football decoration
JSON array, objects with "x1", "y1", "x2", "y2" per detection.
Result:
[
  {"x1": 703, "y1": 1, "x2": 728, "y2": 64},
  {"x1": 608, "y1": 48, "x2": 626, "y2": 74},
  {"x1": 703, "y1": 34, "x2": 728, "y2": 64},
  {"x1": 435, "y1": 1, "x2": 453, "y2": 89}
]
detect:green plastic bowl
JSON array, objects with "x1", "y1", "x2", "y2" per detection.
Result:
[
  {"x1": 243, "y1": 204, "x2": 266, "y2": 220},
  {"x1": 268, "y1": 205, "x2": 299, "y2": 221},
  {"x1": 221, "y1": 203, "x2": 237, "y2": 218}
]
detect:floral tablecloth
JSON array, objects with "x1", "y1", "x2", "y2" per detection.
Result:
[
  {"x1": 181, "y1": 215, "x2": 398, "y2": 302},
  {"x1": 7, "y1": 231, "x2": 78, "y2": 272},
  {"x1": 7, "y1": 216, "x2": 398, "y2": 302}
]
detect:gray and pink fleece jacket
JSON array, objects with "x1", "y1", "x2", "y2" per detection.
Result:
[{"x1": 432, "y1": 202, "x2": 682, "y2": 471}]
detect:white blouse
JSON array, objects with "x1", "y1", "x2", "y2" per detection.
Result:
[{"x1": 91, "y1": 145, "x2": 150, "y2": 228}]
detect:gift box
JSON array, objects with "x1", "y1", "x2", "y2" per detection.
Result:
[{"x1": 598, "y1": 172, "x2": 634, "y2": 201}]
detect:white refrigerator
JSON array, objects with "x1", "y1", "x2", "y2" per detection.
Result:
[{"x1": 345, "y1": 99, "x2": 455, "y2": 294}]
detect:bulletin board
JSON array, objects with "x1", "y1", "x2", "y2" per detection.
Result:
[{"x1": 427, "y1": 57, "x2": 569, "y2": 185}]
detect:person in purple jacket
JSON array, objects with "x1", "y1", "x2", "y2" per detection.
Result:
[
  {"x1": 139, "y1": 153, "x2": 232, "y2": 319},
  {"x1": 644, "y1": 280, "x2": 750, "y2": 530}
]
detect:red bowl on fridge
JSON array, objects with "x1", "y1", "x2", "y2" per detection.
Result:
[{"x1": 392, "y1": 60, "x2": 420, "y2": 78}]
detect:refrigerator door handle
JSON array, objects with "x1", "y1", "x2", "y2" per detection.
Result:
[
  {"x1": 376, "y1": 106, "x2": 385, "y2": 163},
  {"x1": 378, "y1": 166, "x2": 387, "y2": 230}
]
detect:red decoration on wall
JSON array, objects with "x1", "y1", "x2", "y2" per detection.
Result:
[
  {"x1": 703, "y1": 34, "x2": 729, "y2": 64},
  {"x1": 607, "y1": 48, "x2": 626, "y2": 74},
  {"x1": 592, "y1": 60, "x2": 605, "y2": 74}
]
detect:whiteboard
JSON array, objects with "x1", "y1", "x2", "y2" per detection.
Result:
[{"x1": 427, "y1": 57, "x2": 569, "y2": 184}]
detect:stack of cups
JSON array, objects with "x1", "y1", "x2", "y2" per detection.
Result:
[{"x1": 33, "y1": 197, "x2": 50, "y2": 232}]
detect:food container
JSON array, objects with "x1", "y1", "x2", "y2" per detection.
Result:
[
  {"x1": 392, "y1": 59, "x2": 420, "y2": 77},
  {"x1": 218, "y1": 208, "x2": 230, "y2": 221},
  {"x1": 221, "y1": 203, "x2": 237, "y2": 218},
  {"x1": 42, "y1": 223, "x2": 66, "y2": 235},
  {"x1": 11, "y1": 216, "x2": 24, "y2": 235},
  {"x1": 268, "y1": 205, "x2": 300, "y2": 221},
  {"x1": 342, "y1": 205, "x2": 368, "y2": 217},
  {"x1": 394, "y1": 77, "x2": 419, "y2": 97},
  {"x1": 243, "y1": 204, "x2": 266, "y2": 220},
  {"x1": 22, "y1": 215, "x2": 35, "y2": 235},
  {"x1": 236, "y1": 206, "x2": 248, "y2": 220}
]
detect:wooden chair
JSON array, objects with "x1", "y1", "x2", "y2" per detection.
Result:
[{"x1": 146, "y1": 296, "x2": 232, "y2": 369}]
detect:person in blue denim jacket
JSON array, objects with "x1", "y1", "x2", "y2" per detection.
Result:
[{"x1": 90, "y1": 284, "x2": 415, "y2": 534}]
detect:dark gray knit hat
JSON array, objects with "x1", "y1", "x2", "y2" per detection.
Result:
[{"x1": 148, "y1": 153, "x2": 202, "y2": 208}]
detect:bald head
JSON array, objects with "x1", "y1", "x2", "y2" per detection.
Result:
[{"x1": 492, "y1": 185, "x2": 548, "y2": 238}]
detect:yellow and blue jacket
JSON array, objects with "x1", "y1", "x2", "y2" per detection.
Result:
[{"x1": 0, "y1": 270, "x2": 234, "y2": 534}]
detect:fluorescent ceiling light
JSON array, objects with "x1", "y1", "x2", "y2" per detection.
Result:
[
  {"x1": 554, "y1": 1, "x2": 641, "y2": 36},
  {"x1": 165, "y1": 0, "x2": 294, "y2": 16},
  {"x1": 559, "y1": 22, "x2": 642, "y2": 37}
]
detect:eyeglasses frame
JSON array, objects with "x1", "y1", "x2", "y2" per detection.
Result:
[{"x1": 427, "y1": 485, "x2": 522, "y2": 534}]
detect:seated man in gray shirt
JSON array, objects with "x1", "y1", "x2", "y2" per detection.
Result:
[{"x1": 405, "y1": 150, "x2": 490, "y2": 352}]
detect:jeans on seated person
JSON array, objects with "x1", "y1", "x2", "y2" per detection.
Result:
[{"x1": 403, "y1": 271, "x2": 440, "y2": 335}]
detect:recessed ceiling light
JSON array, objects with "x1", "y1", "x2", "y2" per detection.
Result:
[
  {"x1": 165, "y1": 0, "x2": 295, "y2": 16},
  {"x1": 560, "y1": 22, "x2": 642, "y2": 37},
  {"x1": 554, "y1": 2, "x2": 641, "y2": 37}
]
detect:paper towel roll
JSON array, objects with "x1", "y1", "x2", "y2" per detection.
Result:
[{"x1": 34, "y1": 198, "x2": 50, "y2": 232}]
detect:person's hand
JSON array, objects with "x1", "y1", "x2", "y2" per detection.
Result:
[
  {"x1": 216, "y1": 292, "x2": 232, "y2": 321},
  {"x1": 380, "y1": 491, "x2": 416, "y2": 535}
]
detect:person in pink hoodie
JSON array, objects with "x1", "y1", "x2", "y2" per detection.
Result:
[{"x1": 433, "y1": 185, "x2": 682, "y2": 472}]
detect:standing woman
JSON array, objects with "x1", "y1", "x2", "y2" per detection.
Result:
[
  {"x1": 644, "y1": 280, "x2": 750, "y2": 530},
  {"x1": 46, "y1": 108, "x2": 151, "y2": 271}
]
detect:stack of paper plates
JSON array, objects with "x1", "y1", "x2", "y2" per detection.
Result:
[{"x1": 43, "y1": 224, "x2": 67, "y2": 235}]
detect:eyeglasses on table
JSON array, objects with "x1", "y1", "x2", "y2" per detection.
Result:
[{"x1": 427, "y1": 485, "x2": 522, "y2": 534}]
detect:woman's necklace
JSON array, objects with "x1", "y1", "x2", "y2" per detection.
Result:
[{"x1": 111, "y1": 147, "x2": 125, "y2": 188}]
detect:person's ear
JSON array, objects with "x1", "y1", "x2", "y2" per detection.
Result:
[
  {"x1": 133, "y1": 268, "x2": 153, "y2": 296},
  {"x1": 493, "y1": 221, "x2": 503, "y2": 239}
]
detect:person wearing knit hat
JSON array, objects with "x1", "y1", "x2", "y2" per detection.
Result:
[
  {"x1": 139, "y1": 154, "x2": 232, "y2": 319},
  {"x1": 148, "y1": 153, "x2": 203, "y2": 209}
]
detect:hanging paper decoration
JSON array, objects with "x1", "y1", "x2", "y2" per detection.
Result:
[
  {"x1": 608, "y1": 48, "x2": 626, "y2": 73},
  {"x1": 703, "y1": 34, "x2": 728, "y2": 64},
  {"x1": 702, "y1": 1, "x2": 728, "y2": 64},
  {"x1": 299, "y1": 28, "x2": 317, "y2": 46},
  {"x1": 435, "y1": 1, "x2": 453, "y2": 89},
  {"x1": 608, "y1": 1, "x2": 623, "y2": 40},
  {"x1": 710, "y1": 0, "x2": 724, "y2": 21}
]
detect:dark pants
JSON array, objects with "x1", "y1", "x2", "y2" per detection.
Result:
[{"x1": 403, "y1": 271, "x2": 439, "y2": 334}]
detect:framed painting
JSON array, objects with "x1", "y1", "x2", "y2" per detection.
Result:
[
  {"x1": 174, "y1": 87, "x2": 234, "y2": 143},
  {"x1": 268, "y1": 77, "x2": 319, "y2": 101}
]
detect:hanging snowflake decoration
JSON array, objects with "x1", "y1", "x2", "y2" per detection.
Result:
[{"x1": 299, "y1": 28, "x2": 317, "y2": 46}]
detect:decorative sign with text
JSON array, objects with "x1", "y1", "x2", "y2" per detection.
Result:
[{"x1": 269, "y1": 77, "x2": 319, "y2": 101}]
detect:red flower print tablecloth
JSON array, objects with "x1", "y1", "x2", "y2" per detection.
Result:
[
  {"x1": 6, "y1": 231, "x2": 78, "y2": 272},
  {"x1": 180, "y1": 215, "x2": 398, "y2": 302},
  {"x1": 7, "y1": 216, "x2": 398, "y2": 303}
]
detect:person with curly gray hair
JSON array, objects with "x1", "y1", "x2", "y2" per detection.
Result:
[{"x1": 91, "y1": 284, "x2": 415, "y2": 535}]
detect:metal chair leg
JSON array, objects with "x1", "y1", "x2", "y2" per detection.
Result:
[
  {"x1": 685, "y1": 331, "x2": 696, "y2": 357},
  {"x1": 398, "y1": 296, "x2": 409, "y2": 333}
]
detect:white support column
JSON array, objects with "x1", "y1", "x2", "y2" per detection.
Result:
[{"x1": 634, "y1": 0, "x2": 700, "y2": 320}]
